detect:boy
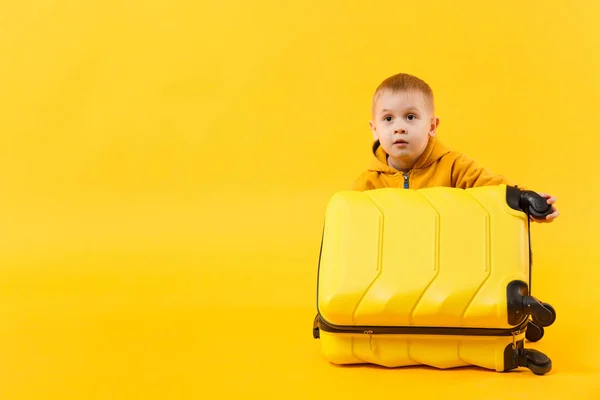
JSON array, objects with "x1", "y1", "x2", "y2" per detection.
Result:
[{"x1": 352, "y1": 73, "x2": 559, "y2": 223}]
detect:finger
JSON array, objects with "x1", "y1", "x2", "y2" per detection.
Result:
[
  {"x1": 544, "y1": 210, "x2": 559, "y2": 221},
  {"x1": 532, "y1": 211, "x2": 556, "y2": 223}
]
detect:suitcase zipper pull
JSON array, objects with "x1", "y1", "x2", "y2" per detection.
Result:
[
  {"x1": 512, "y1": 326, "x2": 525, "y2": 350},
  {"x1": 364, "y1": 329, "x2": 374, "y2": 350}
]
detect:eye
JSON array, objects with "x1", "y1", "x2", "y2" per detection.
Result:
[
  {"x1": 383, "y1": 115, "x2": 393, "y2": 122},
  {"x1": 406, "y1": 114, "x2": 417, "y2": 121}
]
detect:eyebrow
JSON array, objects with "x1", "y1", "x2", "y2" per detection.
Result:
[{"x1": 379, "y1": 107, "x2": 419, "y2": 114}]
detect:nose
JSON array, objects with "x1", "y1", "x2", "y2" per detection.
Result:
[{"x1": 394, "y1": 126, "x2": 408, "y2": 134}]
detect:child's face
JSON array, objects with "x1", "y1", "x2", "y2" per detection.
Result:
[{"x1": 370, "y1": 90, "x2": 439, "y2": 171}]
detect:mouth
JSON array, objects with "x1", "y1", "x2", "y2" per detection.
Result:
[{"x1": 393, "y1": 139, "x2": 408, "y2": 146}]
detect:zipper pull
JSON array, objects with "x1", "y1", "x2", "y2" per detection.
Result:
[
  {"x1": 364, "y1": 330, "x2": 374, "y2": 350},
  {"x1": 403, "y1": 173, "x2": 409, "y2": 189},
  {"x1": 511, "y1": 329, "x2": 523, "y2": 350}
]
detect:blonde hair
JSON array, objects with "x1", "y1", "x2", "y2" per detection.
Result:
[{"x1": 372, "y1": 73, "x2": 435, "y2": 115}]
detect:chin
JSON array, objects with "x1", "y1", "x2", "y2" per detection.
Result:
[{"x1": 387, "y1": 149, "x2": 411, "y2": 158}]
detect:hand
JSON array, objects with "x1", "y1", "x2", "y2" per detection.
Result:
[{"x1": 529, "y1": 192, "x2": 559, "y2": 223}]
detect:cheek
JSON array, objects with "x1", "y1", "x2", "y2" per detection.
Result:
[{"x1": 380, "y1": 128, "x2": 393, "y2": 139}]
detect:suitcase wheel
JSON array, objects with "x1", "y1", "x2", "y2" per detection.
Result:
[
  {"x1": 507, "y1": 281, "x2": 557, "y2": 327},
  {"x1": 541, "y1": 302, "x2": 556, "y2": 324},
  {"x1": 523, "y1": 297, "x2": 557, "y2": 327},
  {"x1": 530, "y1": 301, "x2": 557, "y2": 327},
  {"x1": 525, "y1": 321, "x2": 544, "y2": 342},
  {"x1": 518, "y1": 189, "x2": 553, "y2": 219},
  {"x1": 518, "y1": 348, "x2": 552, "y2": 375}
]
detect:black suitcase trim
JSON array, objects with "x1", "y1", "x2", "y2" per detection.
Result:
[{"x1": 313, "y1": 313, "x2": 529, "y2": 338}]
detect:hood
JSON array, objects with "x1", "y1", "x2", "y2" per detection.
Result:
[{"x1": 368, "y1": 136, "x2": 451, "y2": 173}]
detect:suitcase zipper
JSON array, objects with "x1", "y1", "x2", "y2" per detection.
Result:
[{"x1": 315, "y1": 314, "x2": 529, "y2": 337}]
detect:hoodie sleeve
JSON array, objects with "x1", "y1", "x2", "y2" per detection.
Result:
[{"x1": 451, "y1": 153, "x2": 516, "y2": 188}]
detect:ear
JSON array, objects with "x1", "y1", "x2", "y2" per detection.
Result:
[
  {"x1": 429, "y1": 116, "x2": 440, "y2": 137},
  {"x1": 370, "y1": 120, "x2": 378, "y2": 141}
]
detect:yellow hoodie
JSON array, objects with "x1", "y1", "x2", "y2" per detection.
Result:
[{"x1": 352, "y1": 137, "x2": 516, "y2": 191}]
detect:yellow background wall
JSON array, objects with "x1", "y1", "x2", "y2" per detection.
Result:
[{"x1": 1, "y1": 1, "x2": 599, "y2": 398}]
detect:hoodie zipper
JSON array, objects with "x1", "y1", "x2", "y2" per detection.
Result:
[{"x1": 403, "y1": 172, "x2": 410, "y2": 189}]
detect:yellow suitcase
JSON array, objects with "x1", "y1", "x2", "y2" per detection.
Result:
[{"x1": 312, "y1": 184, "x2": 556, "y2": 375}]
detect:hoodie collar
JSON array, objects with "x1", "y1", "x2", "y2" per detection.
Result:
[{"x1": 368, "y1": 136, "x2": 450, "y2": 173}]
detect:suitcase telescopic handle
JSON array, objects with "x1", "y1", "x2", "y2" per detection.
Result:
[{"x1": 518, "y1": 190, "x2": 553, "y2": 219}]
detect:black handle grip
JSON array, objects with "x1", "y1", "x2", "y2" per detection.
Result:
[{"x1": 519, "y1": 190, "x2": 552, "y2": 219}]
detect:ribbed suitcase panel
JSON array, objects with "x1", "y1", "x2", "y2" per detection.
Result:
[{"x1": 318, "y1": 185, "x2": 529, "y2": 330}]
